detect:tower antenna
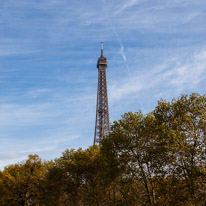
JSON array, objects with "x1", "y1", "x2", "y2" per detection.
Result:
[{"x1": 101, "y1": 41, "x2": 103, "y2": 57}]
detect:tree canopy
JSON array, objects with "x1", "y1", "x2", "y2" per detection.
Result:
[{"x1": 0, "y1": 93, "x2": 205, "y2": 206}]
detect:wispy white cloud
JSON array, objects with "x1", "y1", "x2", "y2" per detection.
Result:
[
  {"x1": 0, "y1": 38, "x2": 40, "y2": 57},
  {"x1": 103, "y1": 0, "x2": 206, "y2": 34},
  {"x1": 120, "y1": 45, "x2": 132, "y2": 77},
  {"x1": 109, "y1": 49, "x2": 206, "y2": 105},
  {"x1": 24, "y1": 89, "x2": 52, "y2": 98},
  {"x1": 166, "y1": 0, "x2": 191, "y2": 8},
  {"x1": 0, "y1": 103, "x2": 59, "y2": 127},
  {"x1": 0, "y1": 131, "x2": 80, "y2": 170},
  {"x1": 114, "y1": 0, "x2": 143, "y2": 16},
  {"x1": 169, "y1": 50, "x2": 206, "y2": 88},
  {"x1": 183, "y1": 11, "x2": 200, "y2": 23}
]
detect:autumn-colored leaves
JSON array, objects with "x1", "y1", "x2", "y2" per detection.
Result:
[{"x1": 0, "y1": 93, "x2": 205, "y2": 205}]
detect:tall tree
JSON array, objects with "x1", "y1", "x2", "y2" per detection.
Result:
[
  {"x1": 46, "y1": 145, "x2": 109, "y2": 206},
  {"x1": 154, "y1": 93, "x2": 206, "y2": 205},
  {"x1": 0, "y1": 154, "x2": 48, "y2": 206}
]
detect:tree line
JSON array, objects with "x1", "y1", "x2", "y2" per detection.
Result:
[{"x1": 0, "y1": 93, "x2": 205, "y2": 205}]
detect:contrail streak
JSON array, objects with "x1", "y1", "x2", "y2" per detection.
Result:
[{"x1": 99, "y1": 0, "x2": 146, "y2": 113}]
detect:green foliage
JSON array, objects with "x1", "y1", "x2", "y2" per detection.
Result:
[{"x1": 0, "y1": 93, "x2": 205, "y2": 206}]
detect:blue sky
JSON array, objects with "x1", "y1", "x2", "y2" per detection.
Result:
[{"x1": 0, "y1": 0, "x2": 206, "y2": 169}]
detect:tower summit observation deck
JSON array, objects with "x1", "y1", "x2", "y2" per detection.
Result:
[{"x1": 94, "y1": 42, "x2": 110, "y2": 145}]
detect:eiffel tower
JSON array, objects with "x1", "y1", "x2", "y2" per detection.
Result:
[{"x1": 94, "y1": 42, "x2": 110, "y2": 145}]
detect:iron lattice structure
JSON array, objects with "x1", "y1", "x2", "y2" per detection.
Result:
[{"x1": 94, "y1": 42, "x2": 110, "y2": 145}]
